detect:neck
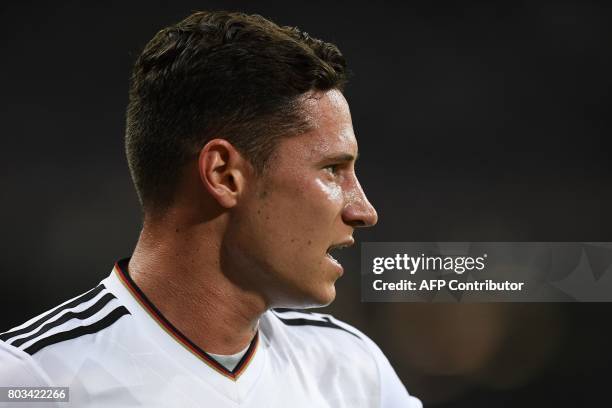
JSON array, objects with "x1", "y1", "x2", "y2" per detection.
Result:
[{"x1": 127, "y1": 215, "x2": 266, "y2": 355}]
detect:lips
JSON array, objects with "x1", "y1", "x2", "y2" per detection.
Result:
[
  {"x1": 325, "y1": 237, "x2": 355, "y2": 266},
  {"x1": 325, "y1": 252, "x2": 341, "y2": 265}
]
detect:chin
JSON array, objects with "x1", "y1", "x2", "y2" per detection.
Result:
[
  {"x1": 299, "y1": 284, "x2": 337, "y2": 309},
  {"x1": 276, "y1": 283, "x2": 337, "y2": 309}
]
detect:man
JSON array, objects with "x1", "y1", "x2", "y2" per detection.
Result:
[{"x1": 0, "y1": 11, "x2": 422, "y2": 407}]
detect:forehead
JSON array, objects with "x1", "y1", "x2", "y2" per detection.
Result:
[{"x1": 279, "y1": 89, "x2": 357, "y2": 161}]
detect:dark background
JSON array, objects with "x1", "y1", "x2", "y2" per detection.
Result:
[{"x1": 2, "y1": 1, "x2": 611, "y2": 406}]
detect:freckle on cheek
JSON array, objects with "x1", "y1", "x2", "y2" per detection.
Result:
[{"x1": 308, "y1": 240, "x2": 312, "y2": 245}]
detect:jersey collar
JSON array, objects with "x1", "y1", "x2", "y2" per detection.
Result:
[{"x1": 111, "y1": 258, "x2": 262, "y2": 382}]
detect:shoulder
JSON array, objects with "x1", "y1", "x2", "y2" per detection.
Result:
[
  {"x1": 263, "y1": 308, "x2": 367, "y2": 352},
  {"x1": 262, "y1": 308, "x2": 374, "y2": 374},
  {"x1": 0, "y1": 343, "x2": 65, "y2": 408},
  {"x1": 0, "y1": 283, "x2": 132, "y2": 383},
  {"x1": 266, "y1": 308, "x2": 364, "y2": 338},
  {"x1": 261, "y1": 308, "x2": 423, "y2": 408},
  {"x1": 0, "y1": 340, "x2": 52, "y2": 386}
]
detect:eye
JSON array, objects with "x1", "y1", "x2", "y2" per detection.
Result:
[{"x1": 323, "y1": 164, "x2": 340, "y2": 175}]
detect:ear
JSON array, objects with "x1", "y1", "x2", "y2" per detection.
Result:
[{"x1": 198, "y1": 139, "x2": 251, "y2": 208}]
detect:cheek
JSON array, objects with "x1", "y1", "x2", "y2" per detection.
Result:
[
  {"x1": 269, "y1": 173, "x2": 343, "y2": 214},
  {"x1": 282, "y1": 176, "x2": 344, "y2": 229},
  {"x1": 314, "y1": 177, "x2": 343, "y2": 203},
  {"x1": 256, "y1": 178, "x2": 342, "y2": 246}
]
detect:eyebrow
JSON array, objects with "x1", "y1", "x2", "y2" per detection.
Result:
[{"x1": 323, "y1": 152, "x2": 359, "y2": 163}]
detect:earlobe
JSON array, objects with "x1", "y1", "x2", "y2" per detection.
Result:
[{"x1": 198, "y1": 139, "x2": 248, "y2": 208}]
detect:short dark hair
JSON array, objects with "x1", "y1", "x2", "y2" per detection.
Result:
[{"x1": 125, "y1": 10, "x2": 348, "y2": 212}]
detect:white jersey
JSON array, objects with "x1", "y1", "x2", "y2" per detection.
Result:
[{"x1": 0, "y1": 260, "x2": 422, "y2": 408}]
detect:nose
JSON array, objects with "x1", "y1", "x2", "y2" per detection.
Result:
[{"x1": 342, "y1": 177, "x2": 378, "y2": 228}]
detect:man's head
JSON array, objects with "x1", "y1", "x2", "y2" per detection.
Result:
[
  {"x1": 222, "y1": 89, "x2": 378, "y2": 307},
  {"x1": 126, "y1": 10, "x2": 347, "y2": 212},
  {"x1": 126, "y1": 11, "x2": 377, "y2": 308}
]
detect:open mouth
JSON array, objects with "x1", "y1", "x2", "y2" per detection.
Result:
[
  {"x1": 325, "y1": 243, "x2": 351, "y2": 266},
  {"x1": 325, "y1": 251, "x2": 341, "y2": 265}
]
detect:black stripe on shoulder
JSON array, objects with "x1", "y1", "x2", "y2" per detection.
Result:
[
  {"x1": 272, "y1": 308, "x2": 313, "y2": 314},
  {"x1": 24, "y1": 306, "x2": 131, "y2": 355},
  {"x1": 0, "y1": 284, "x2": 106, "y2": 342},
  {"x1": 11, "y1": 293, "x2": 117, "y2": 348},
  {"x1": 274, "y1": 314, "x2": 361, "y2": 340}
]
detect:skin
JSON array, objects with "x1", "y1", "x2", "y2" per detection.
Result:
[{"x1": 129, "y1": 89, "x2": 377, "y2": 354}]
